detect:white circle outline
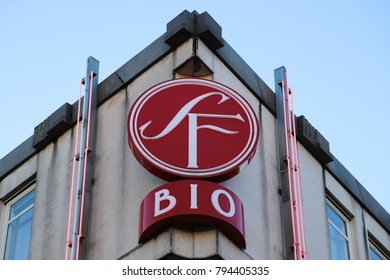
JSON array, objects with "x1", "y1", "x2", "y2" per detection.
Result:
[{"x1": 128, "y1": 78, "x2": 259, "y2": 178}]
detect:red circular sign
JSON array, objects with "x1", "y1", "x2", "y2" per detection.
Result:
[{"x1": 128, "y1": 78, "x2": 259, "y2": 182}]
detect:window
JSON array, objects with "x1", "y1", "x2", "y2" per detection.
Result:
[
  {"x1": 326, "y1": 202, "x2": 350, "y2": 260},
  {"x1": 369, "y1": 239, "x2": 388, "y2": 260},
  {"x1": 3, "y1": 188, "x2": 35, "y2": 260}
]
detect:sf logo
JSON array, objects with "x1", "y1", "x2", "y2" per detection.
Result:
[
  {"x1": 128, "y1": 78, "x2": 259, "y2": 181},
  {"x1": 139, "y1": 91, "x2": 244, "y2": 168}
]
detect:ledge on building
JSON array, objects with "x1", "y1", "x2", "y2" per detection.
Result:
[
  {"x1": 296, "y1": 115, "x2": 333, "y2": 164},
  {"x1": 32, "y1": 103, "x2": 72, "y2": 150}
]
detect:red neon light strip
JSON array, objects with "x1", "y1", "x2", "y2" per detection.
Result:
[
  {"x1": 76, "y1": 71, "x2": 95, "y2": 259},
  {"x1": 281, "y1": 80, "x2": 298, "y2": 259},
  {"x1": 65, "y1": 79, "x2": 84, "y2": 260},
  {"x1": 290, "y1": 88, "x2": 307, "y2": 259},
  {"x1": 281, "y1": 68, "x2": 306, "y2": 260},
  {"x1": 287, "y1": 81, "x2": 303, "y2": 260}
]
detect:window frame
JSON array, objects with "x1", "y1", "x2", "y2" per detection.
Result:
[
  {"x1": 326, "y1": 199, "x2": 352, "y2": 260},
  {"x1": 368, "y1": 238, "x2": 389, "y2": 260},
  {"x1": 1, "y1": 183, "x2": 36, "y2": 260}
]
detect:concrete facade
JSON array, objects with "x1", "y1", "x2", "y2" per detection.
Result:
[{"x1": 0, "y1": 10, "x2": 389, "y2": 260}]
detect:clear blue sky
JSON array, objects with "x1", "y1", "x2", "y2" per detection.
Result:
[{"x1": 1, "y1": 1, "x2": 389, "y2": 213}]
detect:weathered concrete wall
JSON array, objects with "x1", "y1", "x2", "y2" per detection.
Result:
[
  {"x1": 298, "y1": 143, "x2": 331, "y2": 259},
  {"x1": 0, "y1": 128, "x2": 75, "y2": 259},
  {"x1": 29, "y1": 129, "x2": 74, "y2": 259}
]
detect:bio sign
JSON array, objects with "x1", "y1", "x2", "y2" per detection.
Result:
[
  {"x1": 127, "y1": 78, "x2": 259, "y2": 249},
  {"x1": 139, "y1": 180, "x2": 245, "y2": 249}
]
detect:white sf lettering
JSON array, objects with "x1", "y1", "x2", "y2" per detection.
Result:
[{"x1": 139, "y1": 92, "x2": 245, "y2": 168}]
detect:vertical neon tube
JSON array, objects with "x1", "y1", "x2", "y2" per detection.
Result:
[
  {"x1": 76, "y1": 71, "x2": 95, "y2": 259},
  {"x1": 65, "y1": 79, "x2": 84, "y2": 260},
  {"x1": 279, "y1": 67, "x2": 306, "y2": 260}
]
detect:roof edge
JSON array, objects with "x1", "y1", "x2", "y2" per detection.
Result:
[
  {"x1": 0, "y1": 136, "x2": 36, "y2": 180},
  {"x1": 326, "y1": 158, "x2": 390, "y2": 233}
]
